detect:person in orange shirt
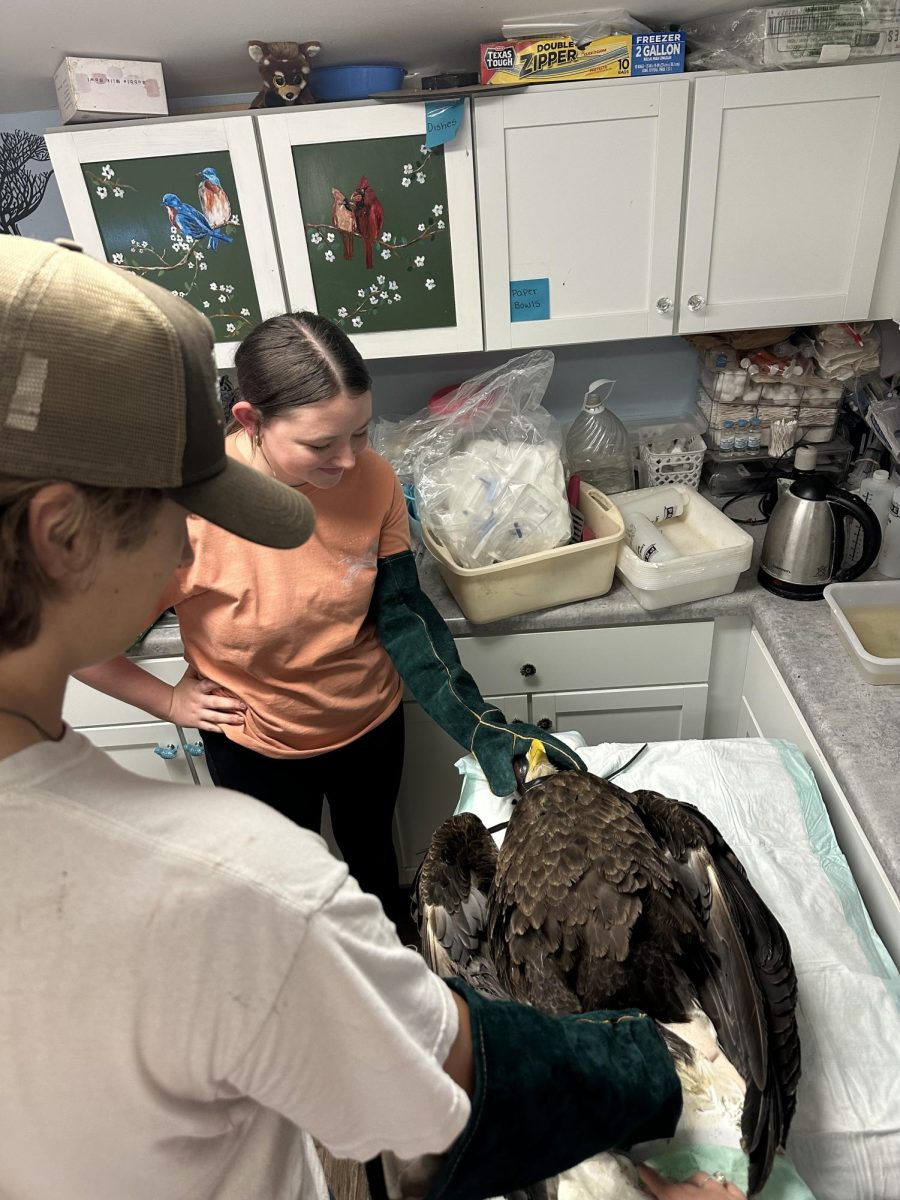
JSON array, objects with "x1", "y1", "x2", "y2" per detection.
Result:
[{"x1": 79, "y1": 311, "x2": 584, "y2": 923}]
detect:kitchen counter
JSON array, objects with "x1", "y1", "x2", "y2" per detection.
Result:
[{"x1": 133, "y1": 522, "x2": 900, "y2": 898}]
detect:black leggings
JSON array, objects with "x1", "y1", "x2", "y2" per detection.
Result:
[{"x1": 202, "y1": 705, "x2": 405, "y2": 923}]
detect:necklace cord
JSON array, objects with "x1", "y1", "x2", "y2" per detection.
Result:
[{"x1": 0, "y1": 706, "x2": 65, "y2": 743}]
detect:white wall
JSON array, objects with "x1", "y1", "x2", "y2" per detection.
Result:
[{"x1": 0, "y1": 1, "x2": 741, "y2": 113}]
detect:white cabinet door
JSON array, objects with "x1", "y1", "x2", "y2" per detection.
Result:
[
  {"x1": 63, "y1": 657, "x2": 186, "y2": 728},
  {"x1": 393, "y1": 694, "x2": 527, "y2": 881},
  {"x1": 680, "y1": 62, "x2": 900, "y2": 333},
  {"x1": 257, "y1": 101, "x2": 482, "y2": 359},
  {"x1": 45, "y1": 117, "x2": 286, "y2": 368},
  {"x1": 739, "y1": 629, "x2": 900, "y2": 968},
  {"x1": 531, "y1": 683, "x2": 708, "y2": 744},
  {"x1": 474, "y1": 77, "x2": 690, "y2": 348},
  {"x1": 80, "y1": 721, "x2": 199, "y2": 786}
]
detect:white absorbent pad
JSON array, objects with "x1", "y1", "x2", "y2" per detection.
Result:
[{"x1": 454, "y1": 736, "x2": 900, "y2": 1200}]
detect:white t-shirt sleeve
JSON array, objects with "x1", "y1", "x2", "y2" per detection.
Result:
[{"x1": 226, "y1": 871, "x2": 471, "y2": 1163}]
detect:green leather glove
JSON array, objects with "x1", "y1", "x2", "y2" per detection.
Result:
[
  {"x1": 372, "y1": 550, "x2": 587, "y2": 796},
  {"x1": 428, "y1": 978, "x2": 682, "y2": 1200}
]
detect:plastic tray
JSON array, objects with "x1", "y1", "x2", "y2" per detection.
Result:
[
  {"x1": 422, "y1": 485, "x2": 624, "y2": 624},
  {"x1": 614, "y1": 486, "x2": 754, "y2": 611},
  {"x1": 823, "y1": 581, "x2": 900, "y2": 685}
]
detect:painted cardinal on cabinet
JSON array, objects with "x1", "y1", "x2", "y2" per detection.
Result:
[
  {"x1": 197, "y1": 166, "x2": 232, "y2": 229},
  {"x1": 331, "y1": 187, "x2": 356, "y2": 261},
  {"x1": 352, "y1": 176, "x2": 383, "y2": 270}
]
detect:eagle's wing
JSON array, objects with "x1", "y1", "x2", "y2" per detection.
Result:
[
  {"x1": 488, "y1": 772, "x2": 696, "y2": 1017},
  {"x1": 631, "y1": 789, "x2": 800, "y2": 1195},
  {"x1": 414, "y1": 814, "x2": 505, "y2": 996}
]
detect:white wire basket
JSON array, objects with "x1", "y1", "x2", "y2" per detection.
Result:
[{"x1": 638, "y1": 435, "x2": 707, "y2": 489}]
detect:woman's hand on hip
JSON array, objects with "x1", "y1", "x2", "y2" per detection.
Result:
[{"x1": 167, "y1": 667, "x2": 247, "y2": 731}]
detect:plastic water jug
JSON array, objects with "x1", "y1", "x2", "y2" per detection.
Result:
[{"x1": 565, "y1": 379, "x2": 633, "y2": 496}]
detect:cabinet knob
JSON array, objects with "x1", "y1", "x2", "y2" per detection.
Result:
[
  {"x1": 520, "y1": 663, "x2": 536, "y2": 677},
  {"x1": 153, "y1": 743, "x2": 179, "y2": 760},
  {"x1": 183, "y1": 740, "x2": 205, "y2": 757},
  {"x1": 537, "y1": 717, "x2": 553, "y2": 731},
  {"x1": 655, "y1": 296, "x2": 672, "y2": 314},
  {"x1": 687, "y1": 293, "x2": 705, "y2": 312}
]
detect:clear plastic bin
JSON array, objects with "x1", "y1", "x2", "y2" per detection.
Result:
[
  {"x1": 701, "y1": 364, "x2": 760, "y2": 404},
  {"x1": 801, "y1": 407, "x2": 840, "y2": 442},
  {"x1": 698, "y1": 393, "x2": 773, "y2": 448},
  {"x1": 799, "y1": 380, "x2": 844, "y2": 406},
  {"x1": 422, "y1": 485, "x2": 624, "y2": 624},
  {"x1": 824, "y1": 581, "x2": 900, "y2": 685},
  {"x1": 758, "y1": 378, "x2": 843, "y2": 404},
  {"x1": 614, "y1": 486, "x2": 754, "y2": 610},
  {"x1": 758, "y1": 380, "x2": 807, "y2": 403},
  {"x1": 698, "y1": 392, "x2": 840, "y2": 447}
]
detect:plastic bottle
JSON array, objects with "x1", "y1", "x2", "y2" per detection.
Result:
[
  {"x1": 719, "y1": 420, "x2": 735, "y2": 454},
  {"x1": 623, "y1": 511, "x2": 681, "y2": 563},
  {"x1": 565, "y1": 378, "x2": 633, "y2": 496},
  {"x1": 878, "y1": 487, "x2": 900, "y2": 577},
  {"x1": 617, "y1": 486, "x2": 685, "y2": 525},
  {"x1": 846, "y1": 449, "x2": 881, "y2": 494},
  {"x1": 859, "y1": 469, "x2": 895, "y2": 532},
  {"x1": 734, "y1": 419, "x2": 749, "y2": 452},
  {"x1": 748, "y1": 417, "x2": 762, "y2": 453}
]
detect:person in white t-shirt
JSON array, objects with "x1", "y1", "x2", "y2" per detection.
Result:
[{"x1": 0, "y1": 237, "x2": 689, "y2": 1200}]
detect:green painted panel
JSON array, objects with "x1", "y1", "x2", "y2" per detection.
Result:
[
  {"x1": 293, "y1": 136, "x2": 456, "y2": 334},
  {"x1": 82, "y1": 152, "x2": 261, "y2": 341}
]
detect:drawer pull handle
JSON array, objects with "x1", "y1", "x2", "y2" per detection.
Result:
[
  {"x1": 153, "y1": 743, "x2": 179, "y2": 760},
  {"x1": 537, "y1": 718, "x2": 553, "y2": 731},
  {"x1": 687, "y1": 293, "x2": 705, "y2": 312},
  {"x1": 520, "y1": 663, "x2": 536, "y2": 677},
  {"x1": 183, "y1": 740, "x2": 205, "y2": 757}
]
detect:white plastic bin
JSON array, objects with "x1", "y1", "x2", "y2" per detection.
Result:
[
  {"x1": 614, "y1": 486, "x2": 754, "y2": 610},
  {"x1": 422, "y1": 485, "x2": 624, "y2": 624},
  {"x1": 823, "y1": 581, "x2": 900, "y2": 685}
]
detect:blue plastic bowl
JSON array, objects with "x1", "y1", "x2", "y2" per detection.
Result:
[{"x1": 310, "y1": 63, "x2": 406, "y2": 101}]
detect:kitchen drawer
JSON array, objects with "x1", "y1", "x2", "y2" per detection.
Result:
[
  {"x1": 80, "y1": 721, "x2": 199, "y2": 786},
  {"x1": 531, "y1": 684, "x2": 708, "y2": 743},
  {"x1": 455, "y1": 623, "x2": 714, "y2": 697},
  {"x1": 63, "y1": 657, "x2": 186, "y2": 728}
]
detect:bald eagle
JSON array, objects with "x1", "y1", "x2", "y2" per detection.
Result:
[{"x1": 415, "y1": 742, "x2": 800, "y2": 1196}]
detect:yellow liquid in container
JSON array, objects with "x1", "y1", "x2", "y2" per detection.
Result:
[{"x1": 842, "y1": 605, "x2": 900, "y2": 659}]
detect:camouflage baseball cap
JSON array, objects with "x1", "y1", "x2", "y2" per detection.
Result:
[{"x1": 0, "y1": 235, "x2": 314, "y2": 549}]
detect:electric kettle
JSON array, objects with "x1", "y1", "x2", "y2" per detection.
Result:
[{"x1": 758, "y1": 474, "x2": 882, "y2": 599}]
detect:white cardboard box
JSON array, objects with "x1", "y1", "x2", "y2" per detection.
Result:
[{"x1": 54, "y1": 57, "x2": 168, "y2": 124}]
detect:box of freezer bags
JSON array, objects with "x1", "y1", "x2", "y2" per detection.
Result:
[{"x1": 479, "y1": 32, "x2": 685, "y2": 86}]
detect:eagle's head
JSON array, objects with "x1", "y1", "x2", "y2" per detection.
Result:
[{"x1": 525, "y1": 739, "x2": 558, "y2": 783}]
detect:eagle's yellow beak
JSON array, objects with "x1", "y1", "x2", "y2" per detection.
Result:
[{"x1": 526, "y1": 738, "x2": 551, "y2": 780}]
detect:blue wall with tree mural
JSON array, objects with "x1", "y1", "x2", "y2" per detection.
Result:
[{"x1": 0, "y1": 108, "x2": 70, "y2": 240}]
